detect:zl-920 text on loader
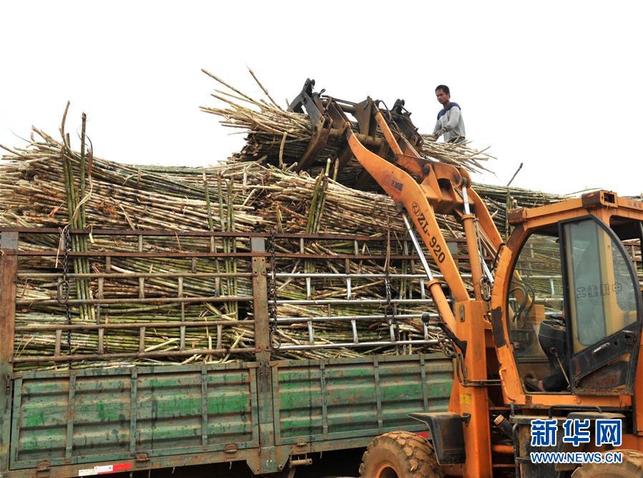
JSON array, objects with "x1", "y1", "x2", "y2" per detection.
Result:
[{"x1": 289, "y1": 80, "x2": 643, "y2": 477}]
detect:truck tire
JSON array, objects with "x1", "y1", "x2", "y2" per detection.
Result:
[
  {"x1": 571, "y1": 449, "x2": 643, "y2": 478},
  {"x1": 359, "y1": 431, "x2": 442, "y2": 478}
]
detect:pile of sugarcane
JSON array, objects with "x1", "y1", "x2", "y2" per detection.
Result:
[
  {"x1": 0, "y1": 80, "x2": 565, "y2": 370},
  {"x1": 200, "y1": 70, "x2": 494, "y2": 182}
]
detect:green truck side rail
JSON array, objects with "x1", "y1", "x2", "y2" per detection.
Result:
[
  {"x1": 0, "y1": 230, "x2": 453, "y2": 477},
  {"x1": 6, "y1": 355, "x2": 451, "y2": 477}
]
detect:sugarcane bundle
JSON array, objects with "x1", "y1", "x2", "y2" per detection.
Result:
[
  {"x1": 1, "y1": 99, "x2": 564, "y2": 370},
  {"x1": 0, "y1": 131, "x2": 263, "y2": 232},
  {"x1": 1, "y1": 124, "x2": 261, "y2": 369},
  {"x1": 200, "y1": 70, "x2": 494, "y2": 181}
]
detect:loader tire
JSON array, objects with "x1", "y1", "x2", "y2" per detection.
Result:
[
  {"x1": 571, "y1": 449, "x2": 643, "y2": 478},
  {"x1": 359, "y1": 431, "x2": 442, "y2": 478}
]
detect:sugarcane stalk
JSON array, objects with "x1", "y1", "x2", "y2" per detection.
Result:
[{"x1": 1, "y1": 104, "x2": 573, "y2": 370}]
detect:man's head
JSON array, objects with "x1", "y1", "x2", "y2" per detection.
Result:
[{"x1": 435, "y1": 85, "x2": 450, "y2": 106}]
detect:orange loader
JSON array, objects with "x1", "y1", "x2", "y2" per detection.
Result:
[{"x1": 290, "y1": 80, "x2": 643, "y2": 477}]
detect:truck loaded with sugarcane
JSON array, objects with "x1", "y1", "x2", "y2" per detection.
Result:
[{"x1": 0, "y1": 75, "x2": 641, "y2": 477}]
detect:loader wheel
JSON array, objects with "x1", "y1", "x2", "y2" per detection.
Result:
[
  {"x1": 359, "y1": 431, "x2": 442, "y2": 478},
  {"x1": 571, "y1": 449, "x2": 643, "y2": 478}
]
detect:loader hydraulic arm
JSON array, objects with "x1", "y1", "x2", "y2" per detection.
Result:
[
  {"x1": 291, "y1": 81, "x2": 643, "y2": 478},
  {"x1": 319, "y1": 95, "x2": 505, "y2": 477},
  {"x1": 320, "y1": 97, "x2": 503, "y2": 335}
]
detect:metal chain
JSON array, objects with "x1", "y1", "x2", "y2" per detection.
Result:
[
  {"x1": 57, "y1": 226, "x2": 73, "y2": 359},
  {"x1": 267, "y1": 232, "x2": 280, "y2": 350},
  {"x1": 383, "y1": 228, "x2": 399, "y2": 344}
]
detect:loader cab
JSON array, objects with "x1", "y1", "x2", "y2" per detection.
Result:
[{"x1": 503, "y1": 197, "x2": 642, "y2": 396}]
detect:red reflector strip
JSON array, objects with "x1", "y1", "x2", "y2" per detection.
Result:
[
  {"x1": 416, "y1": 431, "x2": 430, "y2": 439},
  {"x1": 108, "y1": 463, "x2": 132, "y2": 473},
  {"x1": 78, "y1": 462, "x2": 132, "y2": 476}
]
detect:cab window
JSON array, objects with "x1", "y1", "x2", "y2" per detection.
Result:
[
  {"x1": 563, "y1": 219, "x2": 637, "y2": 351},
  {"x1": 508, "y1": 217, "x2": 641, "y2": 394}
]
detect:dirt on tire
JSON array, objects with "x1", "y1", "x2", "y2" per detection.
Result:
[{"x1": 359, "y1": 431, "x2": 442, "y2": 478}]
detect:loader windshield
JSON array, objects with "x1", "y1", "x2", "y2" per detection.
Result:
[
  {"x1": 508, "y1": 216, "x2": 641, "y2": 394},
  {"x1": 563, "y1": 219, "x2": 638, "y2": 352}
]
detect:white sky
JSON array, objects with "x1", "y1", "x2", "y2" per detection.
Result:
[{"x1": 1, "y1": 1, "x2": 642, "y2": 196}]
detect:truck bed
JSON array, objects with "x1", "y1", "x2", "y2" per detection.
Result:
[
  {"x1": 6, "y1": 354, "x2": 450, "y2": 477},
  {"x1": 0, "y1": 229, "x2": 453, "y2": 476}
]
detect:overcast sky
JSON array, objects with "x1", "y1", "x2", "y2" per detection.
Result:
[{"x1": 1, "y1": 1, "x2": 641, "y2": 196}]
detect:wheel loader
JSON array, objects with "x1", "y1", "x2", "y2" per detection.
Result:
[{"x1": 290, "y1": 80, "x2": 643, "y2": 477}]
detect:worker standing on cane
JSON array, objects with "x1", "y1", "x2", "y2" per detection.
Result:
[{"x1": 432, "y1": 84, "x2": 466, "y2": 143}]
